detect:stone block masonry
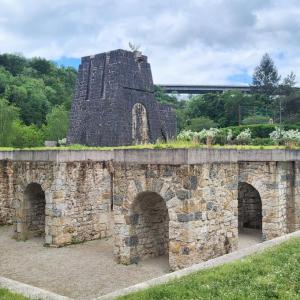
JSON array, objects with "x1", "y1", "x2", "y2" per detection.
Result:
[
  {"x1": 113, "y1": 163, "x2": 239, "y2": 270},
  {"x1": 0, "y1": 149, "x2": 300, "y2": 271},
  {"x1": 67, "y1": 49, "x2": 177, "y2": 146},
  {"x1": 4, "y1": 161, "x2": 112, "y2": 245}
]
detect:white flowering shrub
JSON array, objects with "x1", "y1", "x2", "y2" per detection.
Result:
[
  {"x1": 226, "y1": 129, "x2": 233, "y2": 143},
  {"x1": 205, "y1": 128, "x2": 220, "y2": 138},
  {"x1": 269, "y1": 127, "x2": 284, "y2": 144},
  {"x1": 270, "y1": 127, "x2": 300, "y2": 146},
  {"x1": 177, "y1": 130, "x2": 195, "y2": 141},
  {"x1": 177, "y1": 128, "x2": 220, "y2": 144},
  {"x1": 282, "y1": 130, "x2": 300, "y2": 146},
  {"x1": 236, "y1": 128, "x2": 252, "y2": 144},
  {"x1": 201, "y1": 128, "x2": 220, "y2": 145}
]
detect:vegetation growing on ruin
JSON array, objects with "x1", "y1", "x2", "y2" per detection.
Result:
[
  {"x1": 0, "y1": 142, "x2": 297, "y2": 152},
  {"x1": 119, "y1": 237, "x2": 300, "y2": 300}
]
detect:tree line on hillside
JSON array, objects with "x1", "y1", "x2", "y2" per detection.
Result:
[
  {"x1": 0, "y1": 52, "x2": 299, "y2": 147},
  {"x1": 0, "y1": 53, "x2": 77, "y2": 147},
  {"x1": 155, "y1": 53, "x2": 300, "y2": 132}
]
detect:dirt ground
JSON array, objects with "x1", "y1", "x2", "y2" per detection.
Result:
[
  {"x1": 0, "y1": 226, "x2": 261, "y2": 299},
  {"x1": 238, "y1": 227, "x2": 262, "y2": 249},
  {"x1": 0, "y1": 226, "x2": 169, "y2": 299}
]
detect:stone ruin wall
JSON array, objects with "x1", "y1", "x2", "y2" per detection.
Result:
[
  {"x1": 0, "y1": 160, "x2": 112, "y2": 245},
  {"x1": 0, "y1": 156, "x2": 300, "y2": 271},
  {"x1": 67, "y1": 50, "x2": 177, "y2": 147},
  {"x1": 113, "y1": 162, "x2": 239, "y2": 270},
  {"x1": 0, "y1": 160, "x2": 14, "y2": 225},
  {"x1": 238, "y1": 161, "x2": 300, "y2": 240}
]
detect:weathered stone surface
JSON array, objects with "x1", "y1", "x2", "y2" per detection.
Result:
[
  {"x1": 0, "y1": 155, "x2": 299, "y2": 272},
  {"x1": 1, "y1": 161, "x2": 112, "y2": 245},
  {"x1": 176, "y1": 190, "x2": 191, "y2": 200},
  {"x1": 67, "y1": 49, "x2": 176, "y2": 147},
  {"x1": 125, "y1": 236, "x2": 139, "y2": 247},
  {"x1": 177, "y1": 213, "x2": 194, "y2": 222}
]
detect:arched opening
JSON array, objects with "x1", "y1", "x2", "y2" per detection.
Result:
[
  {"x1": 238, "y1": 182, "x2": 262, "y2": 247},
  {"x1": 128, "y1": 191, "x2": 169, "y2": 262},
  {"x1": 23, "y1": 183, "x2": 46, "y2": 238},
  {"x1": 132, "y1": 103, "x2": 149, "y2": 144}
]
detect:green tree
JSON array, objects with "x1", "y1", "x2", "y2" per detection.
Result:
[
  {"x1": 187, "y1": 117, "x2": 217, "y2": 131},
  {"x1": 10, "y1": 121, "x2": 44, "y2": 147},
  {"x1": 279, "y1": 71, "x2": 296, "y2": 96},
  {"x1": 0, "y1": 53, "x2": 27, "y2": 75},
  {"x1": 0, "y1": 98, "x2": 20, "y2": 146},
  {"x1": 281, "y1": 91, "x2": 300, "y2": 124},
  {"x1": 186, "y1": 93, "x2": 226, "y2": 126},
  {"x1": 252, "y1": 53, "x2": 280, "y2": 96},
  {"x1": 5, "y1": 77, "x2": 50, "y2": 125},
  {"x1": 242, "y1": 115, "x2": 270, "y2": 125},
  {"x1": 44, "y1": 105, "x2": 69, "y2": 140},
  {"x1": 0, "y1": 66, "x2": 12, "y2": 95},
  {"x1": 29, "y1": 57, "x2": 54, "y2": 75}
]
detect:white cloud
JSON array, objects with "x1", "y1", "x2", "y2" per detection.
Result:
[{"x1": 0, "y1": 0, "x2": 300, "y2": 84}]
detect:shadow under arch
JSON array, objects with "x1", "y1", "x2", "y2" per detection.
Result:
[
  {"x1": 16, "y1": 182, "x2": 46, "y2": 240},
  {"x1": 127, "y1": 191, "x2": 169, "y2": 263},
  {"x1": 238, "y1": 182, "x2": 262, "y2": 233}
]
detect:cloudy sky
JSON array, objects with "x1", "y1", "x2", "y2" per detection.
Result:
[{"x1": 0, "y1": 0, "x2": 300, "y2": 84}]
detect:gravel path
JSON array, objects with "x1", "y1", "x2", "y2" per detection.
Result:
[
  {"x1": 238, "y1": 228, "x2": 262, "y2": 249},
  {"x1": 0, "y1": 226, "x2": 169, "y2": 300},
  {"x1": 0, "y1": 226, "x2": 260, "y2": 299}
]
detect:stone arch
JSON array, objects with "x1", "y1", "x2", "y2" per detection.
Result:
[
  {"x1": 238, "y1": 182, "x2": 262, "y2": 232},
  {"x1": 132, "y1": 103, "x2": 149, "y2": 144},
  {"x1": 15, "y1": 182, "x2": 46, "y2": 240},
  {"x1": 125, "y1": 191, "x2": 169, "y2": 263}
]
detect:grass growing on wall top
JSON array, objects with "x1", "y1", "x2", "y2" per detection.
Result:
[
  {"x1": 0, "y1": 141, "x2": 298, "y2": 151},
  {"x1": 119, "y1": 237, "x2": 300, "y2": 300}
]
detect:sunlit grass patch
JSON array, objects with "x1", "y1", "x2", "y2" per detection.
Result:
[
  {"x1": 0, "y1": 288, "x2": 29, "y2": 300},
  {"x1": 119, "y1": 237, "x2": 300, "y2": 300}
]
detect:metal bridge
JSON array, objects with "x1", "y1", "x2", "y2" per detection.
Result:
[{"x1": 157, "y1": 84, "x2": 251, "y2": 94}]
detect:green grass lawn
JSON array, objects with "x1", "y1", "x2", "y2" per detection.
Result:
[
  {"x1": 0, "y1": 141, "x2": 298, "y2": 151},
  {"x1": 0, "y1": 288, "x2": 29, "y2": 300},
  {"x1": 119, "y1": 237, "x2": 300, "y2": 300}
]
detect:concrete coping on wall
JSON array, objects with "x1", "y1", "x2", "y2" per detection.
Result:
[
  {"x1": 96, "y1": 230, "x2": 300, "y2": 300},
  {"x1": 0, "y1": 149, "x2": 299, "y2": 164}
]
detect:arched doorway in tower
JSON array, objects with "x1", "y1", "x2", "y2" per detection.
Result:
[
  {"x1": 127, "y1": 191, "x2": 169, "y2": 266},
  {"x1": 132, "y1": 103, "x2": 149, "y2": 144},
  {"x1": 238, "y1": 182, "x2": 262, "y2": 248},
  {"x1": 22, "y1": 183, "x2": 46, "y2": 240}
]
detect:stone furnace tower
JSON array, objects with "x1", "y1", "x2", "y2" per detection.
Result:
[{"x1": 67, "y1": 49, "x2": 176, "y2": 146}]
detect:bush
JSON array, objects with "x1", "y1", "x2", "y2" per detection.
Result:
[
  {"x1": 223, "y1": 124, "x2": 300, "y2": 139},
  {"x1": 177, "y1": 128, "x2": 220, "y2": 145},
  {"x1": 177, "y1": 130, "x2": 197, "y2": 141},
  {"x1": 187, "y1": 117, "x2": 217, "y2": 131},
  {"x1": 10, "y1": 121, "x2": 44, "y2": 147},
  {"x1": 242, "y1": 115, "x2": 270, "y2": 125},
  {"x1": 236, "y1": 128, "x2": 252, "y2": 145},
  {"x1": 0, "y1": 98, "x2": 20, "y2": 146},
  {"x1": 251, "y1": 138, "x2": 275, "y2": 146},
  {"x1": 269, "y1": 127, "x2": 300, "y2": 146},
  {"x1": 43, "y1": 105, "x2": 69, "y2": 141}
]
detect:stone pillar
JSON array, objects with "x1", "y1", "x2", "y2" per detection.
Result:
[
  {"x1": 0, "y1": 160, "x2": 14, "y2": 225},
  {"x1": 287, "y1": 162, "x2": 300, "y2": 232},
  {"x1": 48, "y1": 162, "x2": 112, "y2": 246},
  {"x1": 276, "y1": 162, "x2": 294, "y2": 235}
]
